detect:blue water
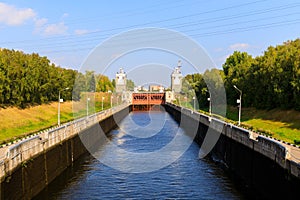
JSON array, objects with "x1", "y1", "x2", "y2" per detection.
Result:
[{"x1": 35, "y1": 111, "x2": 245, "y2": 199}]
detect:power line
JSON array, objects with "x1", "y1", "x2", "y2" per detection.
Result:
[
  {"x1": 40, "y1": 18, "x2": 300, "y2": 54},
  {"x1": 1, "y1": 0, "x2": 268, "y2": 45},
  {"x1": 26, "y1": 8, "x2": 300, "y2": 51},
  {"x1": 12, "y1": 2, "x2": 300, "y2": 51},
  {"x1": 2, "y1": 1, "x2": 299, "y2": 58}
]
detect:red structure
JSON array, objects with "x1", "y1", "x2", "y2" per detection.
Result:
[{"x1": 132, "y1": 93, "x2": 165, "y2": 111}]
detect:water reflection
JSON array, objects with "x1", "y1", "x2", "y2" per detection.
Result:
[{"x1": 34, "y1": 111, "x2": 245, "y2": 199}]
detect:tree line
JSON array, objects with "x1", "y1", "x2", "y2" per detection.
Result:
[
  {"x1": 184, "y1": 38, "x2": 300, "y2": 111},
  {"x1": 0, "y1": 48, "x2": 117, "y2": 108}
]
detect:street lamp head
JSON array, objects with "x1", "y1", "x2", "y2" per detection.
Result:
[
  {"x1": 233, "y1": 85, "x2": 242, "y2": 94},
  {"x1": 65, "y1": 87, "x2": 69, "y2": 90}
]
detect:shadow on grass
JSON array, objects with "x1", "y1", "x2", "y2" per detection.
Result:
[{"x1": 227, "y1": 106, "x2": 300, "y2": 130}]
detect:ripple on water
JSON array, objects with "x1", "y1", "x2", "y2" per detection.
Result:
[{"x1": 34, "y1": 111, "x2": 245, "y2": 200}]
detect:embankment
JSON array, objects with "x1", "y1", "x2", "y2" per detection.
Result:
[
  {"x1": 164, "y1": 103, "x2": 300, "y2": 199},
  {"x1": 0, "y1": 104, "x2": 130, "y2": 199}
]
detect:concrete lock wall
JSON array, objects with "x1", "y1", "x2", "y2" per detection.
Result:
[
  {"x1": 2, "y1": 102, "x2": 300, "y2": 199},
  {"x1": 0, "y1": 104, "x2": 130, "y2": 200},
  {"x1": 164, "y1": 103, "x2": 300, "y2": 199}
]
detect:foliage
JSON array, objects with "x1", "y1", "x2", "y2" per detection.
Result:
[
  {"x1": 222, "y1": 39, "x2": 300, "y2": 110},
  {"x1": 182, "y1": 73, "x2": 203, "y2": 107},
  {"x1": 223, "y1": 51, "x2": 255, "y2": 107},
  {"x1": 85, "y1": 71, "x2": 96, "y2": 92},
  {"x1": 0, "y1": 49, "x2": 76, "y2": 107},
  {"x1": 183, "y1": 69, "x2": 225, "y2": 113},
  {"x1": 96, "y1": 74, "x2": 114, "y2": 92},
  {"x1": 0, "y1": 48, "x2": 115, "y2": 107},
  {"x1": 183, "y1": 38, "x2": 300, "y2": 128},
  {"x1": 126, "y1": 79, "x2": 135, "y2": 91},
  {"x1": 0, "y1": 94, "x2": 113, "y2": 145},
  {"x1": 226, "y1": 106, "x2": 300, "y2": 144}
]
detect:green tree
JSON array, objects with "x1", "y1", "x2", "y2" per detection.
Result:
[
  {"x1": 182, "y1": 73, "x2": 205, "y2": 108},
  {"x1": 126, "y1": 79, "x2": 135, "y2": 91},
  {"x1": 0, "y1": 48, "x2": 80, "y2": 107},
  {"x1": 222, "y1": 51, "x2": 254, "y2": 107},
  {"x1": 85, "y1": 71, "x2": 96, "y2": 92},
  {"x1": 96, "y1": 74, "x2": 114, "y2": 92}
]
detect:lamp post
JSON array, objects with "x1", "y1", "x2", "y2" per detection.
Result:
[
  {"x1": 233, "y1": 85, "x2": 242, "y2": 125},
  {"x1": 192, "y1": 96, "x2": 196, "y2": 111},
  {"x1": 58, "y1": 87, "x2": 69, "y2": 126},
  {"x1": 110, "y1": 95, "x2": 113, "y2": 108},
  {"x1": 86, "y1": 96, "x2": 90, "y2": 117},
  {"x1": 207, "y1": 92, "x2": 212, "y2": 116},
  {"x1": 102, "y1": 97, "x2": 105, "y2": 110}
]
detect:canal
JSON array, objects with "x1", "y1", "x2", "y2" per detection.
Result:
[{"x1": 34, "y1": 111, "x2": 246, "y2": 199}]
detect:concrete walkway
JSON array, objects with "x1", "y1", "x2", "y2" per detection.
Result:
[
  {"x1": 250, "y1": 131, "x2": 300, "y2": 163},
  {"x1": 284, "y1": 143, "x2": 300, "y2": 162}
]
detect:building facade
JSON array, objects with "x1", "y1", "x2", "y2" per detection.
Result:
[
  {"x1": 171, "y1": 61, "x2": 183, "y2": 93},
  {"x1": 115, "y1": 68, "x2": 127, "y2": 93}
]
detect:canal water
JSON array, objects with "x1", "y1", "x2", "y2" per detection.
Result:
[{"x1": 35, "y1": 111, "x2": 245, "y2": 199}]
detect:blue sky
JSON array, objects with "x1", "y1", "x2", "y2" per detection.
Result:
[{"x1": 1, "y1": 0, "x2": 300, "y2": 85}]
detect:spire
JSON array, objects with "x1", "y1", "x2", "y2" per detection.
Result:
[{"x1": 178, "y1": 60, "x2": 182, "y2": 68}]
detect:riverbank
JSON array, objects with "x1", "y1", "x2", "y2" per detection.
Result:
[
  {"x1": 179, "y1": 100, "x2": 300, "y2": 144},
  {"x1": 1, "y1": 98, "x2": 300, "y2": 146},
  {"x1": 0, "y1": 104, "x2": 130, "y2": 199},
  {"x1": 0, "y1": 92, "x2": 114, "y2": 145},
  {"x1": 226, "y1": 106, "x2": 300, "y2": 144}
]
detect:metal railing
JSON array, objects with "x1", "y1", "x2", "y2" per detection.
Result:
[
  {"x1": 166, "y1": 102, "x2": 296, "y2": 164},
  {"x1": 0, "y1": 103, "x2": 129, "y2": 179}
]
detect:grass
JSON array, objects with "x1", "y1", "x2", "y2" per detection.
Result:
[
  {"x1": 2, "y1": 95, "x2": 300, "y2": 145},
  {"x1": 174, "y1": 98, "x2": 300, "y2": 144},
  {"x1": 0, "y1": 102, "x2": 72, "y2": 144},
  {"x1": 225, "y1": 106, "x2": 300, "y2": 144},
  {"x1": 0, "y1": 92, "x2": 115, "y2": 145}
]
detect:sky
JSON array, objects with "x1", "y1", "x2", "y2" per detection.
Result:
[{"x1": 1, "y1": 0, "x2": 300, "y2": 86}]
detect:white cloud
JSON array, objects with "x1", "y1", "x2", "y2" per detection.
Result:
[
  {"x1": 214, "y1": 54, "x2": 231, "y2": 67},
  {"x1": 35, "y1": 18, "x2": 48, "y2": 27},
  {"x1": 74, "y1": 29, "x2": 89, "y2": 35},
  {"x1": 61, "y1": 13, "x2": 69, "y2": 19},
  {"x1": 0, "y1": 3, "x2": 69, "y2": 36},
  {"x1": 229, "y1": 43, "x2": 250, "y2": 51},
  {"x1": 34, "y1": 15, "x2": 69, "y2": 36},
  {"x1": 33, "y1": 18, "x2": 48, "y2": 34},
  {"x1": 43, "y1": 22, "x2": 68, "y2": 36},
  {"x1": 0, "y1": 2, "x2": 36, "y2": 26},
  {"x1": 74, "y1": 28, "x2": 100, "y2": 36}
]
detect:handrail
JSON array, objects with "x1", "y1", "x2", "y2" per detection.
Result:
[{"x1": 0, "y1": 103, "x2": 129, "y2": 179}]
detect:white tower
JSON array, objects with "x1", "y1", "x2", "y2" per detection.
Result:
[
  {"x1": 115, "y1": 68, "x2": 127, "y2": 93},
  {"x1": 171, "y1": 60, "x2": 183, "y2": 93}
]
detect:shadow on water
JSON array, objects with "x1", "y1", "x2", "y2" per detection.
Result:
[{"x1": 33, "y1": 153, "x2": 92, "y2": 200}]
